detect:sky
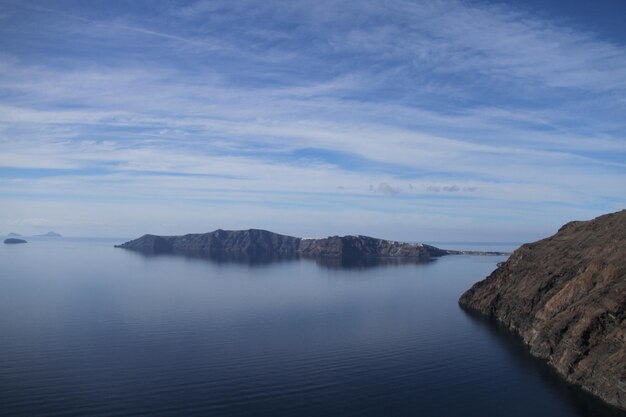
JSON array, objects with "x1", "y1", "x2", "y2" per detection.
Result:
[{"x1": 0, "y1": 0, "x2": 625, "y2": 241}]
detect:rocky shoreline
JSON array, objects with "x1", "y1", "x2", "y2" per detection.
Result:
[{"x1": 459, "y1": 210, "x2": 626, "y2": 410}]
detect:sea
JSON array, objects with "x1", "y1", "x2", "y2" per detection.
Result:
[{"x1": 1, "y1": 237, "x2": 623, "y2": 417}]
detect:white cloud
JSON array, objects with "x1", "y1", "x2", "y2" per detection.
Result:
[
  {"x1": 0, "y1": 0, "x2": 624, "y2": 239},
  {"x1": 375, "y1": 183, "x2": 401, "y2": 196}
]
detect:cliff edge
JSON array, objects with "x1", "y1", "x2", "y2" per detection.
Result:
[{"x1": 459, "y1": 210, "x2": 626, "y2": 410}]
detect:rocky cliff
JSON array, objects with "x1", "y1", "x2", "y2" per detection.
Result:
[
  {"x1": 115, "y1": 229, "x2": 466, "y2": 264},
  {"x1": 116, "y1": 229, "x2": 301, "y2": 261},
  {"x1": 459, "y1": 210, "x2": 626, "y2": 410},
  {"x1": 298, "y1": 235, "x2": 448, "y2": 261}
]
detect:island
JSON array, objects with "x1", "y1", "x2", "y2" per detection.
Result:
[
  {"x1": 459, "y1": 209, "x2": 625, "y2": 410},
  {"x1": 7, "y1": 232, "x2": 22, "y2": 237},
  {"x1": 4, "y1": 238, "x2": 27, "y2": 244},
  {"x1": 115, "y1": 229, "x2": 508, "y2": 266},
  {"x1": 36, "y1": 231, "x2": 62, "y2": 237}
]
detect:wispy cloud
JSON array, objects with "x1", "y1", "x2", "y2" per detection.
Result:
[
  {"x1": 427, "y1": 186, "x2": 478, "y2": 193},
  {"x1": 0, "y1": 0, "x2": 624, "y2": 238},
  {"x1": 373, "y1": 183, "x2": 401, "y2": 196}
]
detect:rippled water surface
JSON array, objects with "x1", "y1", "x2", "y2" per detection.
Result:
[{"x1": 0, "y1": 238, "x2": 623, "y2": 416}]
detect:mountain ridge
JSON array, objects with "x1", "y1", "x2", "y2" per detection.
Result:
[{"x1": 115, "y1": 229, "x2": 508, "y2": 264}]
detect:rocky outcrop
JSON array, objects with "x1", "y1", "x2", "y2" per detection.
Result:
[
  {"x1": 115, "y1": 229, "x2": 491, "y2": 265},
  {"x1": 4, "y1": 238, "x2": 27, "y2": 244},
  {"x1": 459, "y1": 210, "x2": 626, "y2": 410},
  {"x1": 117, "y1": 229, "x2": 301, "y2": 262},
  {"x1": 298, "y1": 235, "x2": 447, "y2": 261}
]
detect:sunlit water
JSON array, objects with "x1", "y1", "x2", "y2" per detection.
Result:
[{"x1": 0, "y1": 238, "x2": 623, "y2": 416}]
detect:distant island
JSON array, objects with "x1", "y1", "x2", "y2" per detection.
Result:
[
  {"x1": 459, "y1": 209, "x2": 625, "y2": 410},
  {"x1": 4, "y1": 232, "x2": 62, "y2": 238},
  {"x1": 36, "y1": 231, "x2": 62, "y2": 237},
  {"x1": 116, "y1": 229, "x2": 508, "y2": 266},
  {"x1": 4, "y1": 238, "x2": 27, "y2": 244}
]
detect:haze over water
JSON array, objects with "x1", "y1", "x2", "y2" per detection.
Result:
[{"x1": 0, "y1": 238, "x2": 622, "y2": 417}]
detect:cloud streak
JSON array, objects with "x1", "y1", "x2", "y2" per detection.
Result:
[{"x1": 0, "y1": 0, "x2": 624, "y2": 238}]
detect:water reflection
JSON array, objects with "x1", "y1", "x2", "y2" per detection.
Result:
[
  {"x1": 461, "y1": 308, "x2": 626, "y2": 417},
  {"x1": 116, "y1": 247, "x2": 437, "y2": 270},
  {"x1": 2, "y1": 239, "x2": 622, "y2": 417},
  {"x1": 313, "y1": 255, "x2": 435, "y2": 269}
]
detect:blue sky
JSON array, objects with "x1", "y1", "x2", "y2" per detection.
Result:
[{"x1": 0, "y1": 0, "x2": 625, "y2": 240}]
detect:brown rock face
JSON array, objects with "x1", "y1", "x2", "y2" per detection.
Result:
[{"x1": 459, "y1": 210, "x2": 626, "y2": 410}]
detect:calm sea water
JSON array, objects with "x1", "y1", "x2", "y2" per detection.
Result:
[{"x1": 0, "y1": 238, "x2": 623, "y2": 417}]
